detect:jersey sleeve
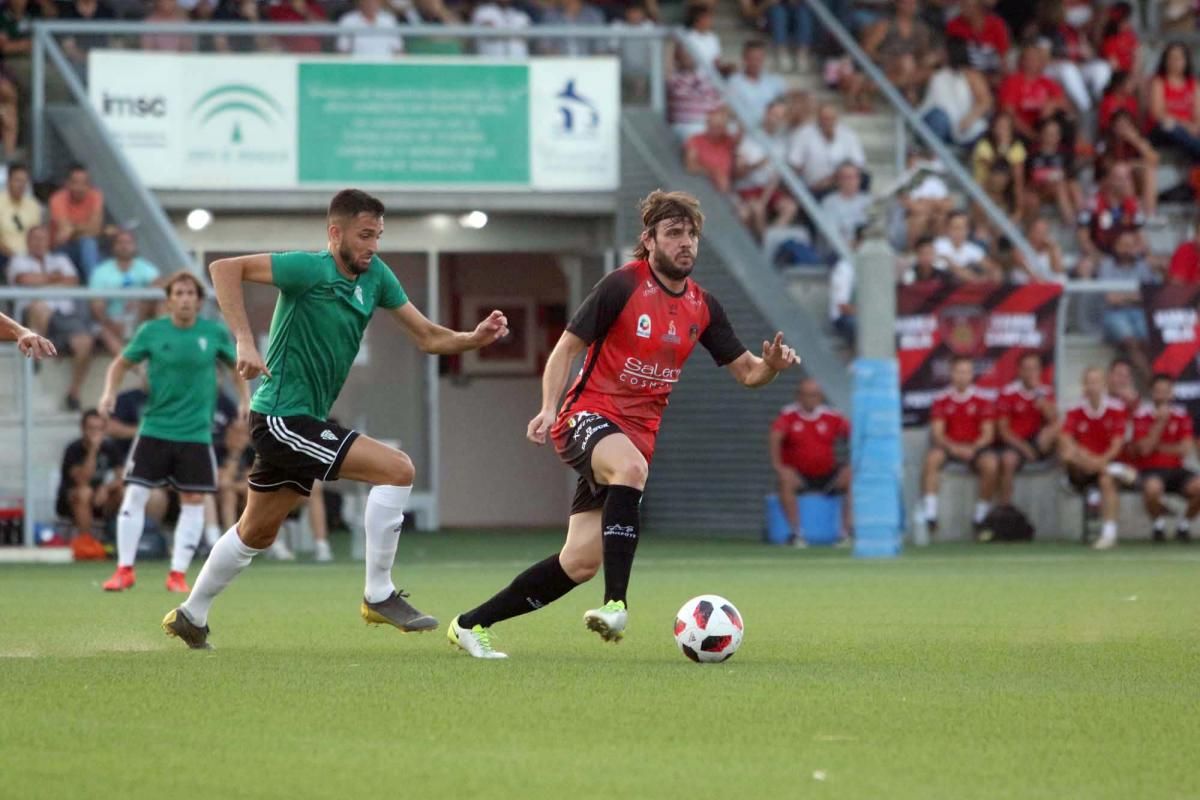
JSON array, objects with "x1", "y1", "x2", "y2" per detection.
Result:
[
  {"x1": 566, "y1": 269, "x2": 636, "y2": 345},
  {"x1": 930, "y1": 396, "x2": 946, "y2": 421},
  {"x1": 699, "y1": 292, "x2": 747, "y2": 367},
  {"x1": 271, "y1": 251, "x2": 323, "y2": 296},
  {"x1": 121, "y1": 322, "x2": 152, "y2": 364},
  {"x1": 377, "y1": 261, "x2": 409, "y2": 309}
]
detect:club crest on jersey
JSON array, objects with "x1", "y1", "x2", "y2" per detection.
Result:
[
  {"x1": 197, "y1": 337, "x2": 208, "y2": 351},
  {"x1": 636, "y1": 313, "x2": 652, "y2": 338},
  {"x1": 662, "y1": 320, "x2": 680, "y2": 344},
  {"x1": 354, "y1": 286, "x2": 364, "y2": 305},
  {"x1": 643, "y1": 280, "x2": 657, "y2": 296}
]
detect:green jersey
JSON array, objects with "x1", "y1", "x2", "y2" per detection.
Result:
[
  {"x1": 123, "y1": 316, "x2": 237, "y2": 444},
  {"x1": 250, "y1": 250, "x2": 408, "y2": 420}
]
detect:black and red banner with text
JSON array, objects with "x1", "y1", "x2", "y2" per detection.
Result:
[
  {"x1": 1143, "y1": 282, "x2": 1200, "y2": 422},
  {"x1": 897, "y1": 282, "x2": 1062, "y2": 427}
]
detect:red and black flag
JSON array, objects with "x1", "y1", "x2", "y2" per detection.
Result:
[
  {"x1": 896, "y1": 282, "x2": 1062, "y2": 427},
  {"x1": 1143, "y1": 282, "x2": 1200, "y2": 421}
]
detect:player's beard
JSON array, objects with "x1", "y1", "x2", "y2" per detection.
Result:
[
  {"x1": 339, "y1": 244, "x2": 369, "y2": 275},
  {"x1": 652, "y1": 248, "x2": 694, "y2": 282}
]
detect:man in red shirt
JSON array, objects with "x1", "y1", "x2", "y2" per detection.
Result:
[
  {"x1": 684, "y1": 106, "x2": 737, "y2": 194},
  {"x1": 996, "y1": 352, "x2": 1058, "y2": 505},
  {"x1": 266, "y1": 0, "x2": 328, "y2": 52},
  {"x1": 448, "y1": 190, "x2": 799, "y2": 658},
  {"x1": 945, "y1": 0, "x2": 1010, "y2": 79},
  {"x1": 997, "y1": 44, "x2": 1069, "y2": 141},
  {"x1": 920, "y1": 356, "x2": 999, "y2": 536},
  {"x1": 1167, "y1": 215, "x2": 1200, "y2": 283},
  {"x1": 769, "y1": 378, "x2": 851, "y2": 546},
  {"x1": 1131, "y1": 374, "x2": 1200, "y2": 542},
  {"x1": 48, "y1": 163, "x2": 104, "y2": 278},
  {"x1": 1061, "y1": 366, "x2": 1135, "y2": 550},
  {"x1": 1076, "y1": 162, "x2": 1147, "y2": 272}
]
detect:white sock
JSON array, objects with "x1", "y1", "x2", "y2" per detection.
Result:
[
  {"x1": 922, "y1": 494, "x2": 938, "y2": 521},
  {"x1": 116, "y1": 484, "x2": 151, "y2": 568},
  {"x1": 973, "y1": 501, "x2": 992, "y2": 524},
  {"x1": 364, "y1": 484, "x2": 411, "y2": 603},
  {"x1": 1154, "y1": 516, "x2": 1167, "y2": 532},
  {"x1": 204, "y1": 523, "x2": 221, "y2": 547},
  {"x1": 1101, "y1": 521, "x2": 1117, "y2": 540},
  {"x1": 170, "y1": 503, "x2": 206, "y2": 574},
  {"x1": 180, "y1": 527, "x2": 263, "y2": 626}
]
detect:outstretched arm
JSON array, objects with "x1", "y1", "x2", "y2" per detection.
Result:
[
  {"x1": 388, "y1": 304, "x2": 509, "y2": 355},
  {"x1": 725, "y1": 332, "x2": 799, "y2": 388},
  {"x1": 526, "y1": 331, "x2": 588, "y2": 445},
  {"x1": 209, "y1": 254, "x2": 275, "y2": 380},
  {"x1": 0, "y1": 311, "x2": 56, "y2": 359}
]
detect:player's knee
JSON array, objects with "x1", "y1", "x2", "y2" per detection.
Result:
[
  {"x1": 1000, "y1": 450, "x2": 1020, "y2": 471},
  {"x1": 925, "y1": 448, "x2": 943, "y2": 468},
  {"x1": 560, "y1": 549, "x2": 601, "y2": 582},
  {"x1": 121, "y1": 483, "x2": 152, "y2": 511},
  {"x1": 379, "y1": 450, "x2": 415, "y2": 487},
  {"x1": 609, "y1": 458, "x2": 648, "y2": 489},
  {"x1": 977, "y1": 452, "x2": 998, "y2": 475},
  {"x1": 72, "y1": 485, "x2": 93, "y2": 504},
  {"x1": 237, "y1": 518, "x2": 278, "y2": 549}
]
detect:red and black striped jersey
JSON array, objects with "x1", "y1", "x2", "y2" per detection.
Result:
[{"x1": 551, "y1": 260, "x2": 746, "y2": 460}]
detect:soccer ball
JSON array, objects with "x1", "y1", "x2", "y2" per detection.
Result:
[{"x1": 673, "y1": 595, "x2": 744, "y2": 663}]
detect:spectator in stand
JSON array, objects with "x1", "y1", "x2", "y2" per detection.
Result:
[
  {"x1": 0, "y1": 162, "x2": 42, "y2": 270},
  {"x1": 405, "y1": 0, "x2": 460, "y2": 25},
  {"x1": 540, "y1": 0, "x2": 605, "y2": 56},
  {"x1": 1099, "y1": 229, "x2": 1160, "y2": 384},
  {"x1": 759, "y1": 0, "x2": 814, "y2": 74},
  {"x1": 1106, "y1": 356, "x2": 1140, "y2": 414},
  {"x1": 267, "y1": 0, "x2": 329, "y2": 53},
  {"x1": 196, "y1": 0, "x2": 274, "y2": 54},
  {"x1": 828, "y1": 226, "x2": 863, "y2": 348},
  {"x1": 944, "y1": 0, "x2": 1011, "y2": 81},
  {"x1": 61, "y1": 0, "x2": 116, "y2": 69},
  {"x1": 820, "y1": 161, "x2": 871, "y2": 252},
  {"x1": 57, "y1": 409, "x2": 124, "y2": 544},
  {"x1": 728, "y1": 40, "x2": 787, "y2": 124},
  {"x1": 1167, "y1": 214, "x2": 1200, "y2": 283},
  {"x1": 848, "y1": 0, "x2": 937, "y2": 109},
  {"x1": 998, "y1": 43, "x2": 1070, "y2": 144},
  {"x1": 783, "y1": 87, "x2": 812, "y2": 132},
  {"x1": 769, "y1": 378, "x2": 852, "y2": 546},
  {"x1": 1060, "y1": 366, "x2": 1133, "y2": 550},
  {"x1": 1076, "y1": 161, "x2": 1145, "y2": 276},
  {"x1": 901, "y1": 235, "x2": 948, "y2": 284},
  {"x1": 971, "y1": 112, "x2": 1025, "y2": 199},
  {"x1": 610, "y1": 3, "x2": 655, "y2": 101},
  {"x1": 970, "y1": 160, "x2": 1018, "y2": 248},
  {"x1": 48, "y1": 163, "x2": 103, "y2": 280},
  {"x1": 1099, "y1": 2, "x2": 1139, "y2": 76},
  {"x1": 1017, "y1": 217, "x2": 1067, "y2": 283},
  {"x1": 919, "y1": 355, "x2": 999, "y2": 537},
  {"x1": 6, "y1": 225, "x2": 95, "y2": 410},
  {"x1": 142, "y1": 0, "x2": 195, "y2": 52},
  {"x1": 680, "y1": 3, "x2": 722, "y2": 73},
  {"x1": 471, "y1": 0, "x2": 532, "y2": 58},
  {"x1": 899, "y1": 151, "x2": 953, "y2": 249},
  {"x1": 1132, "y1": 373, "x2": 1200, "y2": 543},
  {"x1": 920, "y1": 36, "x2": 992, "y2": 148},
  {"x1": 667, "y1": 46, "x2": 723, "y2": 142},
  {"x1": 1096, "y1": 110, "x2": 1160, "y2": 222},
  {"x1": 1024, "y1": 117, "x2": 1080, "y2": 227},
  {"x1": 733, "y1": 100, "x2": 798, "y2": 239},
  {"x1": 684, "y1": 106, "x2": 738, "y2": 195},
  {"x1": 1148, "y1": 42, "x2": 1200, "y2": 163},
  {"x1": 995, "y1": 351, "x2": 1058, "y2": 506},
  {"x1": 934, "y1": 210, "x2": 990, "y2": 282},
  {"x1": 788, "y1": 102, "x2": 867, "y2": 197},
  {"x1": 88, "y1": 229, "x2": 162, "y2": 354},
  {"x1": 1098, "y1": 70, "x2": 1139, "y2": 131},
  {"x1": 1035, "y1": 1, "x2": 1111, "y2": 114},
  {"x1": 337, "y1": 0, "x2": 403, "y2": 57}
]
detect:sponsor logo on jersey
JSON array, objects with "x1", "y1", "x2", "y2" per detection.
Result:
[
  {"x1": 662, "y1": 320, "x2": 680, "y2": 344},
  {"x1": 636, "y1": 313, "x2": 652, "y2": 338},
  {"x1": 620, "y1": 356, "x2": 681, "y2": 388},
  {"x1": 643, "y1": 280, "x2": 657, "y2": 296},
  {"x1": 198, "y1": 336, "x2": 208, "y2": 351},
  {"x1": 320, "y1": 430, "x2": 338, "y2": 441},
  {"x1": 354, "y1": 286, "x2": 364, "y2": 305}
]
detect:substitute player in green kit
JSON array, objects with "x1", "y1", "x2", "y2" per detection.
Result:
[
  {"x1": 163, "y1": 189, "x2": 509, "y2": 649},
  {"x1": 99, "y1": 271, "x2": 249, "y2": 593}
]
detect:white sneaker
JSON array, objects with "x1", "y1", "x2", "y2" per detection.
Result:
[
  {"x1": 314, "y1": 539, "x2": 334, "y2": 563},
  {"x1": 1092, "y1": 532, "x2": 1118, "y2": 550},
  {"x1": 1106, "y1": 462, "x2": 1138, "y2": 487},
  {"x1": 267, "y1": 538, "x2": 295, "y2": 561},
  {"x1": 583, "y1": 600, "x2": 627, "y2": 642},
  {"x1": 792, "y1": 534, "x2": 808, "y2": 549},
  {"x1": 447, "y1": 616, "x2": 507, "y2": 659}
]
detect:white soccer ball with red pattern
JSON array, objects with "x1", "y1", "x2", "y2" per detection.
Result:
[{"x1": 673, "y1": 595, "x2": 744, "y2": 663}]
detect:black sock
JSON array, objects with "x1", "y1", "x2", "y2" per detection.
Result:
[
  {"x1": 458, "y1": 554, "x2": 578, "y2": 629},
  {"x1": 602, "y1": 485, "x2": 643, "y2": 605}
]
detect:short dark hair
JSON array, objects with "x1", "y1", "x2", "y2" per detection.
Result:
[
  {"x1": 81, "y1": 408, "x2": 102, "y2": 427},
  {"x1": 947, "y1": 210, "x2": 969, "y2": 224},
  {"x1": 1151, "y1": 373, "x2": 1174, "y2": 387},
  {"x1": 743, "y1": 39, "x2": 767, "y2": 54},
  {"x1": 164, "y1": 270, "x2": 207, "y2": 301},
  {"x1": 1109, "y1": 356, "x2": 1133, "y2": 372},
  {"x1": 7, "y1": 161, "x2": 28, "y2": 177},
  {"x1": 66, "y1": 162, "x2": 88, "y2": 178},
  {"x1": 328, "y1": 189, "x2": 385, "y2": 222},
  {"x1": 914, "y1": 235, "x2": 935, "y2": 249}
]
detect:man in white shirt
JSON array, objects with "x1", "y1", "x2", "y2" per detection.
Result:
[
  {"x1": 819, "y1": 162, "x2": 871, "y2": 253},
  {"x1": 734, "y1": 100, "x2": 798, "y2": 237},
  {"x1": 6, "y1": 225, "x2": 95, "y2": 410},
  {"x1": 337, "y1": 0, "x2": 403, "y2": 57},
  {"x1": 471, "y1": 0, "x2": 532, "y2": 58},
  {"x1": 788, "y1": 103, "x2": 867, "y2": 195},
  {"x1": 933, "y1": 210, "x2": 990, "y2": 282},
  {"x1": 727, "y1": 40, "x2": 787, "y2": 123}
]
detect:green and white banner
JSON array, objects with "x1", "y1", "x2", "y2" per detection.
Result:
[{"x1": 88, "y1": 51, "x2": 619, "y2": 191}]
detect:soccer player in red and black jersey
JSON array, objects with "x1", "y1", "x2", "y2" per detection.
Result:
[
  {"x1": 919, "y1": 356, "x2": 998, "y2": 536},
  {"x1": 996, "y1": 352, "x2": 1058, "y2": 506},
  {"x1": 1060, "y1": 366, "x2": 1135, "y2": 550},
  {"x1": 1131, "y1": 374, "x2": 1200, "y2": 543},
  {"x1": 447, "y1": 190, "x2": 799, "y2": 659},
  {"x1": 769, "y1": 378, "x2": 851, "y2": 546}
]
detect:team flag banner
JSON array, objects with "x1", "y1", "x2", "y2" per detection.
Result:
[
  {"x1": 896, "y1": 282, "x2": 1062, "y2": 427},
  {"x1": 1143, "y1": 282, "x2": 1200, "y2": 420}
]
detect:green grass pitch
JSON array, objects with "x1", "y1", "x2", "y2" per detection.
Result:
[{"x1": 2, "y1": 532, "x2": 1198, "y2": 799}]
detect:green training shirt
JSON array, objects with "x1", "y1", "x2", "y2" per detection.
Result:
[
  {"x1": 250, "y1": 250, "x2": 408, "y2": 420},
  {"x1": 122, "y1": 316, "x2": 237, "y2": 444}
]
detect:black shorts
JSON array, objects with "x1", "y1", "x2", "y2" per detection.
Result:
[
  {"x1": 937, "y1": 444, "x2": 989, "y2": 472},
  {"x1": 796, "y1": 468, "x2": 845, "y2": 494},
  {"x1": 1067, "y1": 465, "x2": 1100, "y2": 492},
  {"x1": 247, "y1": 412, "x2": 359, "y2": 497},
  {"x1": 555, "y1": 411, "x2": 625, "y2": 515},
  {"x1": 125, "y1": 435, "x2": 217, "y2": 493},
  {"x1": 1140, "y1": 467, "x2": 1198, "y2": 495},
  {"x1": 998, "y1": 434, "x2": 1055, "y2": 469}
]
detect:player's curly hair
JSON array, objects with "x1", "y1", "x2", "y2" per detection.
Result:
[
  {"x1": 163, "y1": 270, "x2": 207, "y2": 301},
  {"x1": 633, "y1": 190, "x2": 704, "y2": 260}
]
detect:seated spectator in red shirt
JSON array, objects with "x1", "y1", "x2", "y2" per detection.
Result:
[
  {"x1": 1098, "y1": 70, "x2": 1141, "y2": 131},
  {"x1": 1075, "y1": 161, "x2": 1146, "y2": 276},
  {"x1": 48, "y1": 163, "x2": 105, "y2": 280},
  {"x1": 769, "y1": 378, "x2": 851, "y2": 546},
  {"x1": 1061, "y1": 366, "x2": 1133, "y2": 550},
  {"x1": 1095, "y1": 109, "x2": 1159, "y2": 220},
  {"x1": 998, "y1": 44, "x2": 1069, "y2": 142},
  {"x1": 1168, "y1": 215, "x2": 1200, "y2": 283},
  {"x1": 919, "y1": 356, "x2": 999, "y2": 536},
  {"x1": 1023, "y1": 117, "x2": 1081, "y2": 227},
  {"x1": 945, "y1": 0, "x2": 1010, "y2": 81},
  {"x1": 684, "y1": 106, "x2": 737, "y2": 194},
  {"x1": 1100, "y1": 3, "x2": 1138, "y2": 74},
  {"x1": 1148, "y1": 42, "x2": 1200, "y2": 162},
  {"x1": 266, "y1": 0, "x2": 328, "y2": 53},
  {"x1": 995, "y1": 352, "x2": 1058, "y2": 506},
  {"x1": 1132, "y1": 374, "x2": 1200, "y2": 542}
]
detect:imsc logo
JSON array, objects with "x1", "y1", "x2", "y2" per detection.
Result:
[
  {"x1": 553, "y1": 79, "x2": 599, "y2": 135},
  {"x1": 102, "y1": 93, "x2": 167, "y2": 117},
  {"x1": 189, "y1": 83, "x2": 285, "y2": 145}
]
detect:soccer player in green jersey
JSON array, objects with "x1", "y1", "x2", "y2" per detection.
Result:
[
  {"x1": 98, "y1": 272, "x2": 249, "y2": 593},
  {"x1": 163, "y1": 189, "x2": 508, "y2": 649},
  {"x1": 0, "y1": 310, "x2": 56, "y2": 358}
]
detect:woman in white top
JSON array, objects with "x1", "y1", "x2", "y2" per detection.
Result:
[
  {"x1": 919, "y1": 37, "x2": 991, "y2": 147},
  {"x1": 681, "y1": 4, "x2": 723, "y2": 71}
]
